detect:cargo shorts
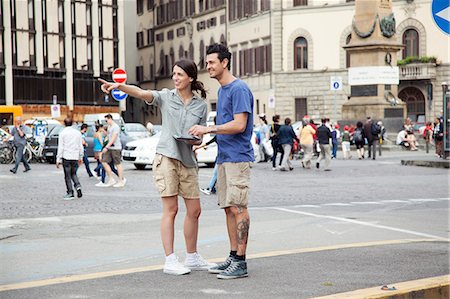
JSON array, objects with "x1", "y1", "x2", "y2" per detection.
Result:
[
  {"x1": 217, "y1": 162, "x2": 251, "y2": 209},
  {"x1": 153, "y1": 154, "x2": 200, "y2": 199}
]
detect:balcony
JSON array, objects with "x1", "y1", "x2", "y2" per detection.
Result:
[{"x1": 399, "y1": 63, "x2": 436, "y2": 81}]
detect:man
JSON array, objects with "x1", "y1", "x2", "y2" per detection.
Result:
[
  {"x1": 363, "y1": 116, "x2": 379, "y2": 160},
  {"x1": 56, "y1": 118, "x2": 84, "y2": 200},
  {"x1": 189, "y1": 43, "x2": 254, "y2": 279},
  {"x1": 316, "y1": 118, "x2": 332, "y2": 171},
  {"x1": 80, "y1": 123, "x2": 94, "y2": 177},
  {"x1": 10, "y1": 117, "x2": 31, "y2": 174},
  {"x1": 102, "y1": 114, "x2": 126, "y2": 187}
]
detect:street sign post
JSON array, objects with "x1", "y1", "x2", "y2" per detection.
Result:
[
  {"x1": 111, "y1": 89, "x2": 128, "y2": 101},
  {"x1": 112, "y1": 68, "x2": 127, "y2": 84},
  {"x1": 330, "y1": 76, "x2": 342, "y2": 123},
  {"x1": 432, "y1": 0, "x2": 450, "y2": 35},
  {"x1": 51, "y1": 104, "x2": 61, "y2": 118}
]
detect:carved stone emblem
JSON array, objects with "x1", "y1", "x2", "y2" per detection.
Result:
[{"x1": 380, "y1": 13, "x2": 396, "y2": 38}]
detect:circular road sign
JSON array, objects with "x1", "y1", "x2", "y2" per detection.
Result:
[
  {"x1": 432, "y1": 0, "x2": 450, "y2": 35},
  {"x1": 111, "y1": 89, "x2": 128, "y2": 101},
  {"x1": 112, "y1": 68, "x2": 127, "y2": 84}
]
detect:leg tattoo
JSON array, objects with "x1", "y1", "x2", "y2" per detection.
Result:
[{"x1": 237, "y1": 218, "x2": 250, "y2": 245}]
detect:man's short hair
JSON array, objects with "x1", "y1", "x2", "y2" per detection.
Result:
[
  {"x1": 105, "y1": 114, "x2": 113, "y2": 120},
  {"x1": 64, "y1": 118, "x2": 73, "y2": 127},
  {"x1": 206, "y1": 43, "x2": 232, "y2": 70},
  {"x1": 81, "y1": 123, "x2": 88, "y2": 130}
]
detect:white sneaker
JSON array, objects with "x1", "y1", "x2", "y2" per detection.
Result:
[
  {"x1": 103, "y1": 180, "x2": 116, "y2": 187},
  {"x1": 95, "y1": 182, "x2": 109, "y2": 187},
  {"x1": 184, "y1": 252, "x2": 217, "y2": 271},
  {"x1": 200, "y1": 188, "x2": 211, "y2": 195},
  {"x1": 163, "y1": 254, "x2": 191, "y2": 275},
  {"x1": 113, "y1": 178, "x2": 126, "y2": 188}
]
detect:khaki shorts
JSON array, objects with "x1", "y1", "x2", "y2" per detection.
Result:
[
  {"x1": 217, "y1": 162, "x2": 251, "y2": 209},
  {"x1": 103, "y1": 149, "x2": 121, "y2": 165},
  {"x1": 153, "y1": 154, "x2": 199, "y2": 198}
]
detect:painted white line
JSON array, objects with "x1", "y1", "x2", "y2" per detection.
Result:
[
  {"x1": 294, "y1": 205, "x2": 321, "y2": 208},
  {"x1": 271, "y1": 207, "x2": 449, "y2": 242},
  {"x1": 409, "y1": 198, "x2": 438, "y2": 202},
  {"x1": 350, "y1": 201, "x2": 382, "y2": 205},
  {"x1": 322, "y1": 203, "x2": 353, "y2": 207},
  {"x1": 381, "y1": 200, "x2": 410, "y2": 203}
]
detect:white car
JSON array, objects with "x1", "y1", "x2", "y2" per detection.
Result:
[{"x1": 122, "y1": 131, "x2": 160, "y2": 170}]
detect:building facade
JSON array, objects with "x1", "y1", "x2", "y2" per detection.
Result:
[
  {"x1": 132, "y1": 0, "x2": 448, "y2": 127},
  {"x1": 0, "y1": 0, "x2": 134, "y2": 121}
]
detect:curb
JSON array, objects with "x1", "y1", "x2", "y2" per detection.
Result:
[
  {"x1": 311, "y1": 274, "x2": 450, "y2": 299},
  {"x1": 401, "y1": 159, "x2": 450, "y2": 169}
]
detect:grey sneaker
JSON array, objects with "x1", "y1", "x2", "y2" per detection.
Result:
[
  {"x1": 217, "y1": 260, "x2": 248, "y2": 279},
  {"x1": 208, "y1": 256, "x2": 234, "y2": 274}
]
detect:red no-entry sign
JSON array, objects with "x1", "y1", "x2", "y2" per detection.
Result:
[{"x1": 112, "y1": 68, "x2": 127, "y2": 84}]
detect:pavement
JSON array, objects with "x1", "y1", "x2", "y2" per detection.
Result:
[{"x1": 0, "y1": 150, "x2": 449, "y2": 298}]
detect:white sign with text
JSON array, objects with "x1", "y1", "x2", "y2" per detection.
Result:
[{"x1": 348, "y1": 66, "x2": 399, "y2": 86}]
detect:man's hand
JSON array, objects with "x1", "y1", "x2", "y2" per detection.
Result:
[
  {"x1": 78, "y1": 159, "x2": 82, "y2": 166},
  {"x1": 102, "y1": 147, "x2": 108, "y2": 154},
  {"x1": 98, "y1": 78, "x2": 121, "y2": 94},
  {"x1": 56, "y1": 162, "x2": 60, "y2": 169},
  {"x1": 188, "y1": 125, "x2": 210, "y2": 137}
]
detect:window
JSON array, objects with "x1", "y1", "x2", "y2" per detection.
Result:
[
  {"x1": 261, "y1": 0, "x2": 270, "y2": 11},
  {"x1": 294, "y1": 37, "x2": 308, "y2": 69},
  {"x1": 147, "y1": 0, "x2": 154, "y2": 10},
  {"x1": 402, "y1": 29, "x2": 419, "y2": 58},
  {"x1": 167, "y1": 30, "x2": 174, "y2": 40},
  {"x1": 346, "y1": 34, "x2": 351, "y2": 68},
  {"x1": 295, "y1": 98, "x2": 307, "y2": 121},
  {"x1": 179, "y1": 45, "x2": 185, "y2": 59},
  {"x1": 188, "y1": 43, "x2": 194, "y2": 60},
  {"x1": 199, "y1": 40, "x2": 205, "y2": 69},
  {"x1": 137, "y1": 0, "x2": 144, "y2": 14},
  {"x1": 293, "y1": 0, "x2": 308, "y2": 6},
  {"x1": 136, "y1": 31, "x2": 144, "y2": 47},
  {"x1": 136, "y1": 65, "x2": 144, "y2": 82},
  {"x1": 147, "y1": 29, "x2": 154, "y2": 45}
]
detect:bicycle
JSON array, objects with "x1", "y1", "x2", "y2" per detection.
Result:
[{"x1": 0, "y1": 137, "x2": 44, "y2": 164}]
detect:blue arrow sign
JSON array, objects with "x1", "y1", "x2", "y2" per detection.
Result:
[
  {"x1": 111, "y1": 89, "x2": 128, "y2": 101},
  {"x1": 432, "y1": 0, "x2": 450, "y2": 35}
]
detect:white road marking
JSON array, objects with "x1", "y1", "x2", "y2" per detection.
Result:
[
  {"x1": 271, "y1": 207, "x2": 449, "y2": 242},
  {"x1": 294, "y1": 205, "x2": 321, "y2": 208},
  {"x1": 322, "y1": 203, "x2": 353, "y2": 207},
  {"x1": 350, "y1": 201, "x2": 382, "y2": 205},
  {"x1": 380, "y1": 200, "x2": 410, "y2": 203}
]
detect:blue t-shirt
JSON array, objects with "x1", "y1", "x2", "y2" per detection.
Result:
[{"x1": 216, "y1": 79, "x2": 254, "y2": 164}]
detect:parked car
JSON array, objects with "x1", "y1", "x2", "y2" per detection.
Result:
[
  {"x1": 122, "y1": 131, "x2": 161, "y2": 170},
  {"x1": 124, "y1": 123, "x2": 150, "y2": 140},
  {"x1": 195, "y1": 134, "x2": 217, "y2": 167}
]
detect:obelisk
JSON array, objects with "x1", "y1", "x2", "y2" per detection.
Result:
[{"x1": 343, "y1": 0, "x2": 405, "y2": 126}]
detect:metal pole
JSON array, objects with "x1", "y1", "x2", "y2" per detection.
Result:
[{"x1": 333, "y1": 91, "x2": 336, "y2": 124}]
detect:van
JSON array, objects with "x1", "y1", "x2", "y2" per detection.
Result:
[
  {"x1": 83, "y1": 113, "x2": 125, "y2": 127},
  {"x1": 0, "y1": 105, "x2": 23, "y2": 126}
]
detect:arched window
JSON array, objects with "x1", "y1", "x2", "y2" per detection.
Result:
[
  {"x1": 189, "y1": 43, "x2": 194, "y2": 61},
  {"x1": 220, "y1": 34, "x2": 226, "y2": 45},
  {"x1": 210, "y1": 37, "x2": 215, "y2": 47},
  {"x1": 345, "y1": 34, "x2": 351, "y2": 68},
  {"x1": 199, "y1": 40, "x2": 205, "y2": 69},
  {"x1": 402, "y1": 29, "x2": 419, "y2": 58},
  {"x1": 179, "y1": 45, "x2": 185, "y2": 59},
  {"x1": 294, "y1": 37, "x2": 308, "y2": 69},
  {"x1": 158, "y1": 49, "x2": 165, "y2": 76}
]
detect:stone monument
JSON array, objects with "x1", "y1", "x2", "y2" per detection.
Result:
[{"x1": 343, "y1": 0, "x2": 406, "y2": 126}]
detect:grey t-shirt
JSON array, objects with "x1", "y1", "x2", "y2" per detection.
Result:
[
  {"x1": 147, "y1": 88, "x2": 207, "y2": 168},
  {"x1": 107, "y1": 122, "x2": 122, "y2": 150},
  {"x1": 11, "y1": 125, "x2": 27, "y2": 146}
]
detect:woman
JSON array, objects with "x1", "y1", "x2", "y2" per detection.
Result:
[
  {"x1": 269, "y1": 114, "x2": 284, "y2": 170},
  {"x1": 299, "y1": 120, "x2": 316, "y2": 169},
  {"x1": 353, "y1": 121, "x2": 366, "y2": 159},
  {"x1": 277, "y1": 117, "x2": 299, "y2": 171},
  {"x1": 99, "y1": 59, "x2": 214, "y2": 275},
  {"x1": 93, "y1": 124, "x2": 104, "y2": 178},
  {"x1": 258, "y1": 114, "x2": 271, "y2": 162},
  {"x1": 433, "y1": 117, "x2": 444, "y2": 158}
]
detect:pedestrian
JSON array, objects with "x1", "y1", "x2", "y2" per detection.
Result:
[
  {"x1": 363, "y1": 116, "x2": 380, "y2": 159},
  {"x1": 341, "y1": 125, "x2": 352, "y2": 159},
  {"x1": 269, "y1": 114, "x2": 284, "y2": 170},
  {"x1": 377, "y1": 121, "x2": 385, "y2": 157},
  {"x1": 197, "y1": 135, "x2": 218, "y2": 195},
  {"x1": 331, "y1": 123, "x2": 340, "y2": 159},
  {"x1": 277, "y1": 117, "x2": 298, "y2": 171},
  {"x1": 258, "y1": 114, "x2": 271, "y2": 162},
  {"x1": 189, "y1": 43, "x2": 254, "y2": 279},
  {"x1": 316, "y1": 118, "x2": 332, "y2": 171},
  {"x1": 93, "y1": 124, "x2": 104, "y2": 179},
  {"x1": 100, "y1": 114, "x2": 126, "y2": 187},
  {"x1": 80, "y1": 123, "x2": 94, "y2": 178},
  {"x1": 9, "y1": 117, "x2": 31, "y2": 174},
  {"x1": 423, "y1": 121, "x2": 433, "y2": 154},
  {"x1": 99, "y1": 58, "x2": 214, "y2": 275},
  {"x1": 95, "y1": 125, "x2": 119, "y2": 187},
  {"x1": 353, "y1": 121, "x2": 366, "y2": 159},
  {"x1": 433, "y1": 117, "x2": 444, "y2": 158},
  {"x1": 56, "y1": 117, "x2": 83, "y2": 200},
  {"x1": 299, "y1": 119, "x2": 316, "y2": 169}
]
